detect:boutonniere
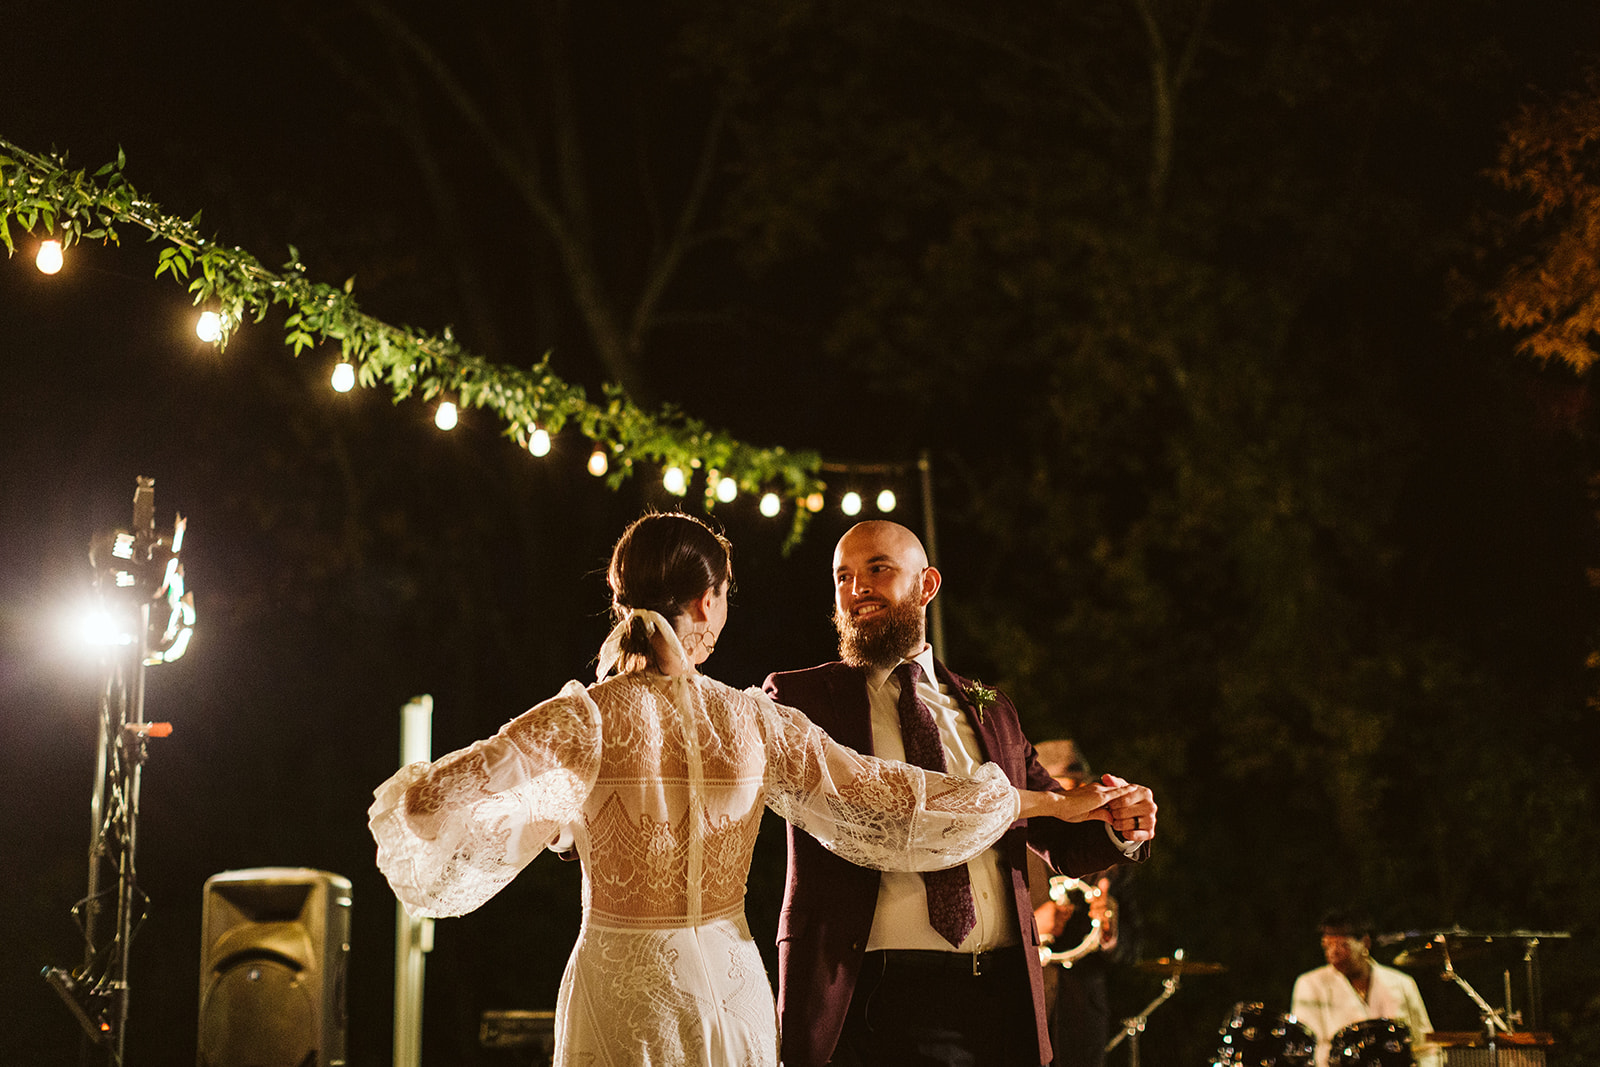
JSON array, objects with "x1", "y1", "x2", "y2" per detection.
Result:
[{"x1": 961, "y1": 679, "x2": 997, "y2": 722}]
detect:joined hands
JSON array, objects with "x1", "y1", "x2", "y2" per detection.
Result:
[{"x1": 1018, "y1": 774, "x2": 1157, "y2": 842}]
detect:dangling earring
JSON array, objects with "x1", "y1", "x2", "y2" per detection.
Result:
[{"x1": 681, "y1": 625, "x2": 715, "y2": 655}]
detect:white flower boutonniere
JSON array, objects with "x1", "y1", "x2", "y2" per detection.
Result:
[{"x1": 961, "y1": 679, "x2": 997, "y2": 723}]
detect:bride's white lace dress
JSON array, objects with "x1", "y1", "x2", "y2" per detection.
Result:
[{"x1": 369, "y1": 669, "x2": 1019, "y2": 1067}]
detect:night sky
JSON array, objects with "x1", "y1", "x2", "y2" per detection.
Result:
[{"x1": 5, "y1": 3, "x2": 1600, "y2": 1066}]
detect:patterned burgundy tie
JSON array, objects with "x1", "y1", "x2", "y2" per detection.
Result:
[{"x1": 893, "y1": 661, "x2": 977, "y2": 948}]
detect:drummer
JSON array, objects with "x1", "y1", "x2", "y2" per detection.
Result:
[{"x1": 1290, "y1": 909, "x2": 1440, "y2": 1067}]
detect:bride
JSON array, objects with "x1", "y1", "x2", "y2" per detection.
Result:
[{"x1": 369, "y1": 511, "x2": 1135, "y2": 1066}]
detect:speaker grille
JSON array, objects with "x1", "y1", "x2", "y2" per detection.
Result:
[{"x1": 198, "y1": 869, "x2": 349, "y2": 1067}]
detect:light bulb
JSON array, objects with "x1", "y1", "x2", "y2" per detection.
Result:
[
  {"x1": 588, "y1": 447, "x2": 609, "y2": 476},
  {"x1": 435, "y1": 400, "x2": 458, "y2": 430},
  {"x1": 759, "y1": 492, "x2": 781, "y2": 518},
  {"x1": 805, "y1": 493, "x2": 825, "y2": 513},
  {"x1": 876, "y1": 489, "x2": 897, "y2": 513},
  {"x1": 196, "y1": 311, "x2": 223, "y2": 343},
  {"x1": 841, "y1": 491, "x2": 863, "y2": 516},
  {"x1": 331, "y1": 362, "x2": 356, "y2": 392},
  {"x1": 716, "y1": 477, "x2": 738, "y2": 503},
  {"x1": 663, "y1": 466, "x2": 687, "y2": 495},
  {"x1": 36, "y1": 239, "x2": 63, "y2": 275},
  {"x1": 528, "y1": 426, "x2": 551, "y2": 457}
]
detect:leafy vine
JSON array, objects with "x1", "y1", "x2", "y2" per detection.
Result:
[{"x1": 0, "y1": 136, "x2": 825, "y2": 544}]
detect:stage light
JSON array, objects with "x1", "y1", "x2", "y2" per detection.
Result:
[
  {"x1": 876, "y1": 489, "x2": 897, "y2": 513},
  {"x1": 805, "y1": 493, "x2": 825, "y2": 513},
  {"x1": 841, "y1": 491, "x2": 862, "y2": 516},
  {"x1": 434, "y1": 399, "x2": 458, "y2": 430},
  {"x1": 716, "y1": 476, "x2": 738, "y2": 503},
  {"x1": 195, "y1": 311, "x2": 223, "y2": 343},
  {"x1": 331, "y1": 361, "x2": 356, "y2": 392},
  {"x1": 760, "y1": 492, "x2": 781, "y2": 518},
  {"x1": 528, "y1": 425, "x2": 551, "y2": 457},
  {"x1": 588, "y1": 446, "x2": 609, "y2": 476},
  {"x1": 81, "y1": 609, "x2": 135, "y2": 647},
  {"x1": 663, "y1": 466, "x2": 687, "y2": 495},
  {"x1": 36, "y1": 238, "x2": 64, "y2": 274}
]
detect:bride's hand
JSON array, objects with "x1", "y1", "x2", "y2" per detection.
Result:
[{"x1": 1017, "y1": 781, "x2": 1137, "y2": 823}]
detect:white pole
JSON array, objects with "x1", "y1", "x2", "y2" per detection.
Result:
[{"x1": 393, "y1": 696, "x2": 434, "y2": 1067}]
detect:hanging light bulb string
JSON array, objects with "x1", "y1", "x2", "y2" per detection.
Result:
[{"x1": 0, "y1": 135, "x2": 830, "y2": 545}]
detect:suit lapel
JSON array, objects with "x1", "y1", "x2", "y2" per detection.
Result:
[
  {"x1": 934, "y1": 660, "x2": 996, "y2": 764},
  {"x1": 826, "y1": 665, "x2": 877, "y2": 754}
]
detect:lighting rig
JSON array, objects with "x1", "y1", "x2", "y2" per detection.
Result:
[{"x1": 43, "y1": 476, "x2": 194, "y2": 1065}]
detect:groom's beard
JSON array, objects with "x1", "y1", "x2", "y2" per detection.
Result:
[{"x1": 834, "y1": 590, "x2": 926, "y2": 669}]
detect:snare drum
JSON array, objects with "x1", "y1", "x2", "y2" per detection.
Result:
[
  {"x1": 1329, "y1": 1018, "x2": 1416, "y2": 1067},
  {"x1": 1211, "y1": 1001, "x2": 1316, "y2": 1067}
]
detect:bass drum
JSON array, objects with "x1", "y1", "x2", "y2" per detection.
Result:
[
  {"x1": 1211, "y1": 1001, "x2": 1316, "y2": 1067},
  {"x1": 1329, "y1": 1019, "x2": 1416, "y2": 1067}
]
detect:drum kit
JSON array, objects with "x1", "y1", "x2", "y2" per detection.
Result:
[{"x1": 1098, "y1": 927, "x2": 1569, "y2": 1067}]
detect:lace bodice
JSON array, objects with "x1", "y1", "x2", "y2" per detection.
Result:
[{"x1": 369, "y1": 671, "x2": 1019, "y2": 923}]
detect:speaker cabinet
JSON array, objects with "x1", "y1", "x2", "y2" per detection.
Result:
[{"x1": 198, "y1": 868, "x2": 351, "y2": 1067}]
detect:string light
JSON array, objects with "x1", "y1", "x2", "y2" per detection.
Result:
[
  {"x1": 876, "y1": 489, "x2": 897, "y2": 512},
  {"x1": 330, "y1": 361, "x2": 356, "y2": 393},
  {"x1": 716, "y1": 476, "x2": 738, "y2": 503},
  {"x1": 527, "y1": 425, "x2": 552, "y2": 457},
  {"x1": 588, "y1": 445, "x2": 609, "y2": 477},
  {"x1": 663, "y1": 466, "x2": 687, "y2": 495},
  {"x1": 195, "y1": 311, "x2": 223, "y2": 343},
  {"x1": 841, "y1": 491, "x2": 863, "y2": 516},
  {"x1": 805, "y1": 493, "x2": 825, "y2": 513},
  {"x1": 35, "y1": 238, "x2": 63, "y2": 274},
  {"x1": 434, "y1": 398, "x2": 458, "y2": 430},
  {"x1": 760, "y1": 492, "x2": 781, "y2": 518}
]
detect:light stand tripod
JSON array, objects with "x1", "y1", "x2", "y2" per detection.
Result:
[{"x1": 42, "y1": 478, "x2": 193, "y2": 1066}]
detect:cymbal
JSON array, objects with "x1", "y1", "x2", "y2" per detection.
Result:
[
  {"x1": 1136, "y1": 956, "x2": 1226, "y2": 976},
  {"x1": 1385, "y1": 926, "x2": 1569, "y2": 946},
  {"x1": 1393, "y1": 939, "x2": 1490, "y2": 968}
]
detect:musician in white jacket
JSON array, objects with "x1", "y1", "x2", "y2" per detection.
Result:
[{"x1": 1291, "y1": 910, "x2": 1440, "y2": 1067}]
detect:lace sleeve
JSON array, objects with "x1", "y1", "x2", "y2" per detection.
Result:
[
  {"x1": 368, "y1": 680, "x2": 603, "y2": 917},
  {"x1": 749, "y1": 688, "x2": 1019, "y2": 871}
]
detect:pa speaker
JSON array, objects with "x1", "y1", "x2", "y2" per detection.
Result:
[{"x1": 198, "y1": 868, "x2": 351, "y2": 1067}]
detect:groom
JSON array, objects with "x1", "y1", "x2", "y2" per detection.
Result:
[{"x1": 765, "y1": 520, "x2": 1157, "y2": 1067}]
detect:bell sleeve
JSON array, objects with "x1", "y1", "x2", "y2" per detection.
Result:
[
  {"x1": 750, "y1": 688, "x2": 1019, "y2": 871},
  {"x1": 368, "y1": 680, "x2": 603, "y2": 917}
]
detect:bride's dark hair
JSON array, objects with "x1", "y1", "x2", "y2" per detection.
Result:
[{"x1": 607, "y1": 512, "x2": 732, "y2": 669}]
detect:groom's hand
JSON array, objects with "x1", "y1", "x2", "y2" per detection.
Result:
[{"x1": 1101, "y1": 774, "x2": 1157, "y2": 842}]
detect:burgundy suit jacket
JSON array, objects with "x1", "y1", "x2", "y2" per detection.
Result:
[{"x1": 764, "y1": 659, "x2": 1147, "y2": 1067}]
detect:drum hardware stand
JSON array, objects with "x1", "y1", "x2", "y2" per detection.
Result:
[
  {"x1": 1518, "y1": 936, "x2": 1547, "y2": 1031},
  {"x1": 1107, "y1": 948, "x2": 1186, "y2": 1067},
  {"x1": 1434, "y1": 938, "x2": 1517, "y2": 1067}
]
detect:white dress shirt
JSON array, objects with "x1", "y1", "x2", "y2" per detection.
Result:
[
  {"x1": 861, "y1": 645, "x2": 1137, "y2": 953},
  {"x1": 864, "y1": 645, "x2": 1018, "y2": 952}
]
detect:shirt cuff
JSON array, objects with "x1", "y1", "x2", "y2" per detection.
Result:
[{"x1": 1107, "y1": 824, "x2": 1142, "y2": 855}]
